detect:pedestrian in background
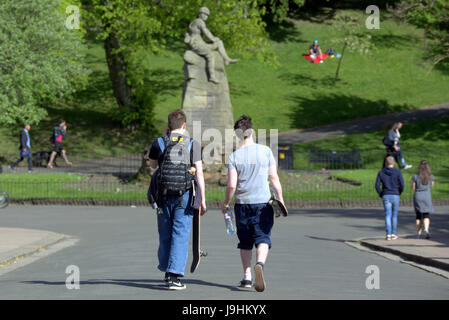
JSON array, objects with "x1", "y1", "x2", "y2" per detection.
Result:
[
  {"x1": 47, "y1": 119, "x2": 72, "y2": 168},
  {"x1": 412, "y1": 160, "x2": 435, "y2": 239},
  {"x1": 10, "y1": 124, "x2": 33, "y2": 173},
  {"x1": 375, "y1": 156, "x2": 404, "y2": 240},
  {"x1": 388, "y1": 122, "x2": 412, "y2": 170}
]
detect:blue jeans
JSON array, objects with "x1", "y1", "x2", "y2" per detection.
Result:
[
  {"x1": 382, "y1": 195, "x2": 400, "y2": 235},
  {"x1": 397, "y1": 146, "x2": 407, "y2": 167},
  {"x1": 157, "y1": 191, "x2": 193, "y2": 276}
]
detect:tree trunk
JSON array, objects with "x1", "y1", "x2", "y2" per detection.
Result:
[
  {"x1": 104, "y1": 29, "x2": 135, "y2": 111},
  {"x1": 335, "y1": 41, "x2": 347, "y2": 81}
]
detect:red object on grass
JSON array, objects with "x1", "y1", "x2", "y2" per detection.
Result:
[{"x1": 303, "y1": 53, "x2": 329, "y2": 63}]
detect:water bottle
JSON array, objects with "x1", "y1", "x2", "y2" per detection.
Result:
[{"x1": 224, "y1": 206, "x2": 236, "y2": 235}]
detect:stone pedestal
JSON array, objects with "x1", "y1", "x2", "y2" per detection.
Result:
[{"x1": 181, "y1": 50, "x2": 234, "y2": 144}]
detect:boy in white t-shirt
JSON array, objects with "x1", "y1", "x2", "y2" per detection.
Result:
[{"x1": 222, "y1": 115, "x2": 284, "y2": 292}]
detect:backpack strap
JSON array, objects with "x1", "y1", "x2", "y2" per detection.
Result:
[
  {"x1": 188, "y1": 138, "x2": 194, "y2": 152},
  {"x1": 157, "y1": 137, "x2": 165, "y2": 153}
]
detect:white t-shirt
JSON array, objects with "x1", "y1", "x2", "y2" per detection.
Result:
[{"x1": 228, "y1": 144, "x2": 276, "y2": 204}]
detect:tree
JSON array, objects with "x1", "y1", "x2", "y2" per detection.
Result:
[
  {"x1": 258, "y1": 0, "x2": 306, "y2": 23},
  {"x1": 0, "y1": 0, "x2": 88, "y2": 126},
  {"x1": 333, "y1": 12, "x2": 375, "y2": 81},
  {"x1": 388, "y1": 0, "x2": 449, "y2": 72},
  {"x1": 82, "y1": 0, "x2": 299, "y2": 131}
]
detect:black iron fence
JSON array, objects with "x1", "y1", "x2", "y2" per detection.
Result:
[
  {"x1": 0, "y1": 150, "x2": 448, "y2": 208},
  {"x1": 0, "y1": 176, "x2": 448, "y2": 209}
]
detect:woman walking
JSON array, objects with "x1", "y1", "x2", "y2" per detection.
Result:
[
  {"x1": 387, "y1": 122, "x2": 412, "y2": 170},
  {"x1": 412, "y1": 161, "x2": 435, "y2": 239}
]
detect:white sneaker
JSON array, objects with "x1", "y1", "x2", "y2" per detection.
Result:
[{"x1": 404, "y1": 165, "x2": 412, "y2": 170}]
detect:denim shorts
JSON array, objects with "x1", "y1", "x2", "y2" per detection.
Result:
[{"x1": 234, "y1": 203, "x2": 274, "y2": 250}]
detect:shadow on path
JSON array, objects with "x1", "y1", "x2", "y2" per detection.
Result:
[{"x1": 22, "y1": 278, "x2": 249, "y2": 292}]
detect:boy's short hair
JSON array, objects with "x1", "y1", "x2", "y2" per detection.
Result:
[
  {"x1": 168, "y1": 110, "x2": 187, "y2": 131},
  {"x1": 59, "y1": 119, "x2": 66, "y2": 125},
  {"x1": 234, "y1": 115, "x2": 253, "y2": 139},
  {"x1": 385, "y1": 156, "x2": 395, "y2": 167}
]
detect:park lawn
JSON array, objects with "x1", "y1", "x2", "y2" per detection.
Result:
[
  {"x1": 329, "y1": 169, "x2": 449, "y2": 201},
  {"x1": 293, "y1": 117, "x2": 449, "y2": 173},
  {"x1": 2, "y1": 10, "x2": 449, "y2": 162},
  {"x1": 0, "y1": 173, "x2": 85, "y2": 182},
  {"x1": 148, "y1": 10, "x2": 449, "y2": 135}
]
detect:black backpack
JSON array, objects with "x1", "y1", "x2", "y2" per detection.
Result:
[
  {"x1": 382, "y1": 136, "x2": 394, "y2": 148},
  {"x1": 157, "y1": 135, "x2": 194, "y2": 196}
]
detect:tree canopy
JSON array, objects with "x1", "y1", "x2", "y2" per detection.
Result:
[
  {"x1": 83, "y1": 0, "x2": 300, "y2": 131},
  {"x1": 0, "y1": 0, "x2": 88, "y2": 126}
]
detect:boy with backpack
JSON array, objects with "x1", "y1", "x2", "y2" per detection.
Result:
[{"x1": 148, "y1": 110, "x2": 206, "y2": 290}]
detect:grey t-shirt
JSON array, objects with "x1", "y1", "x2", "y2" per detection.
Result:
[
  {"x1": 412, "y1": 174, "x2": 434, "y2": 192},
  {"x1": 228, "y1": 144, "x2": 276, "y2": 204}
]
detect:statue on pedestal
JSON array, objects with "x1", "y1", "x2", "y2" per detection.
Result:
[{"x1": 184, "y1": 7, "x2": 238, "y2": 84}]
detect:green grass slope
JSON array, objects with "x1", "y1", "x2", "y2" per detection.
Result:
[{"x1": 1, "y1": 9, "x2": 448, "y2": 161}]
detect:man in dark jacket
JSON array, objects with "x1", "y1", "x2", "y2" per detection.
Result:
[
  {"x1": 375, "y1": 156, "x2": 404, "y2": 240},
  {"x1": 10, "y1": 124, "x2": 33, "y2": 173}
]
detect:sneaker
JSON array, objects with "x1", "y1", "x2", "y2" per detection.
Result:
[
  {"x1": 424, "y1": 231, "x2": 431, "y2": 239},
  {"x1": 254, "y1": 263, "x2": 266, "y2": 292},
  {"x1": 9, "y1": 166, "x2": 16, "y2": 173},
  {"x1": 238, "y1": 279, "x2": 252, "y2": 288},
  {"x1": 391, "y1": 234, "x2": 399, "y2": 240},
  {"x1": 404, "y1": 165, "x2": 412, "y2": 170},
  {"x1": 386, "y1": 235, "x2": 392, "y2": 241},
  {"x1": 167, "y1": 276, "x2": 186, "y2": 290},
  {"x1": 164, "y1": 272, "x2": 170, "y2": 283},
  {"x1": 28, "y1": 170, "x2": 34, "y2": 174}
]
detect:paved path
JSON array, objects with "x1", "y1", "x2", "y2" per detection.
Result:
[
  {"x1": 355, "y1": 234, "x2": 449, "y2": 278},
  {"x1": 0, "y1": 205, "x2": 448, "y2": 299},
  {"x1": 278, "y1": 102, "x2": 449, "y2": 144},
  {"x1": 0, "y1": 227, "x2": 68, "y2": 268}
]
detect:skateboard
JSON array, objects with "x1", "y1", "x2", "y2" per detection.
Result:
[
  {"x1": 190, "y1": 208, "x2": 207, "y2": 273},
  {"x1": 269, "y1": 188, "x2": 288, "y2": 217},
  {"x1": 269, "y1": 198, "x2": 288, "y2": 217}
]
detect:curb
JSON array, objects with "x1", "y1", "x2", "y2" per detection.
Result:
[
  {"x1": 346, "y1": 237, "x2": 449, "y2": 279},
  {"x1": 0, "y1": 231, "x2": 68, "y2": 267},
  {"x1": 358, "y1": 238, "x2": 449, "y2": 273}
]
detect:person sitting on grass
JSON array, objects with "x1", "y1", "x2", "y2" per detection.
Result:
[{"x1": 309, "y1": 40, "x2": 323, "y2": 62}]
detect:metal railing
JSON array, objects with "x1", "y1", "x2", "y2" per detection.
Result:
[
  {"x1": 0, "y1": 177, "x2": 447, "y2": 208},
  {"x1": 1, "y1": 150, "x2": 448, "y2": 208}
]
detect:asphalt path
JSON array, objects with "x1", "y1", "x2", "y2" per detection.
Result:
[{"x1": 0, "y1": 206, "x2": 448, "y2": 299}]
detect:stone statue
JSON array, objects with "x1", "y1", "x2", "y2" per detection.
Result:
[
  {"x1": 181, "y1": 7, "x2": 236, "y2": 153},
  {"x1": 184, "y1": 7, "x2": 238, "y2": 84}
]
